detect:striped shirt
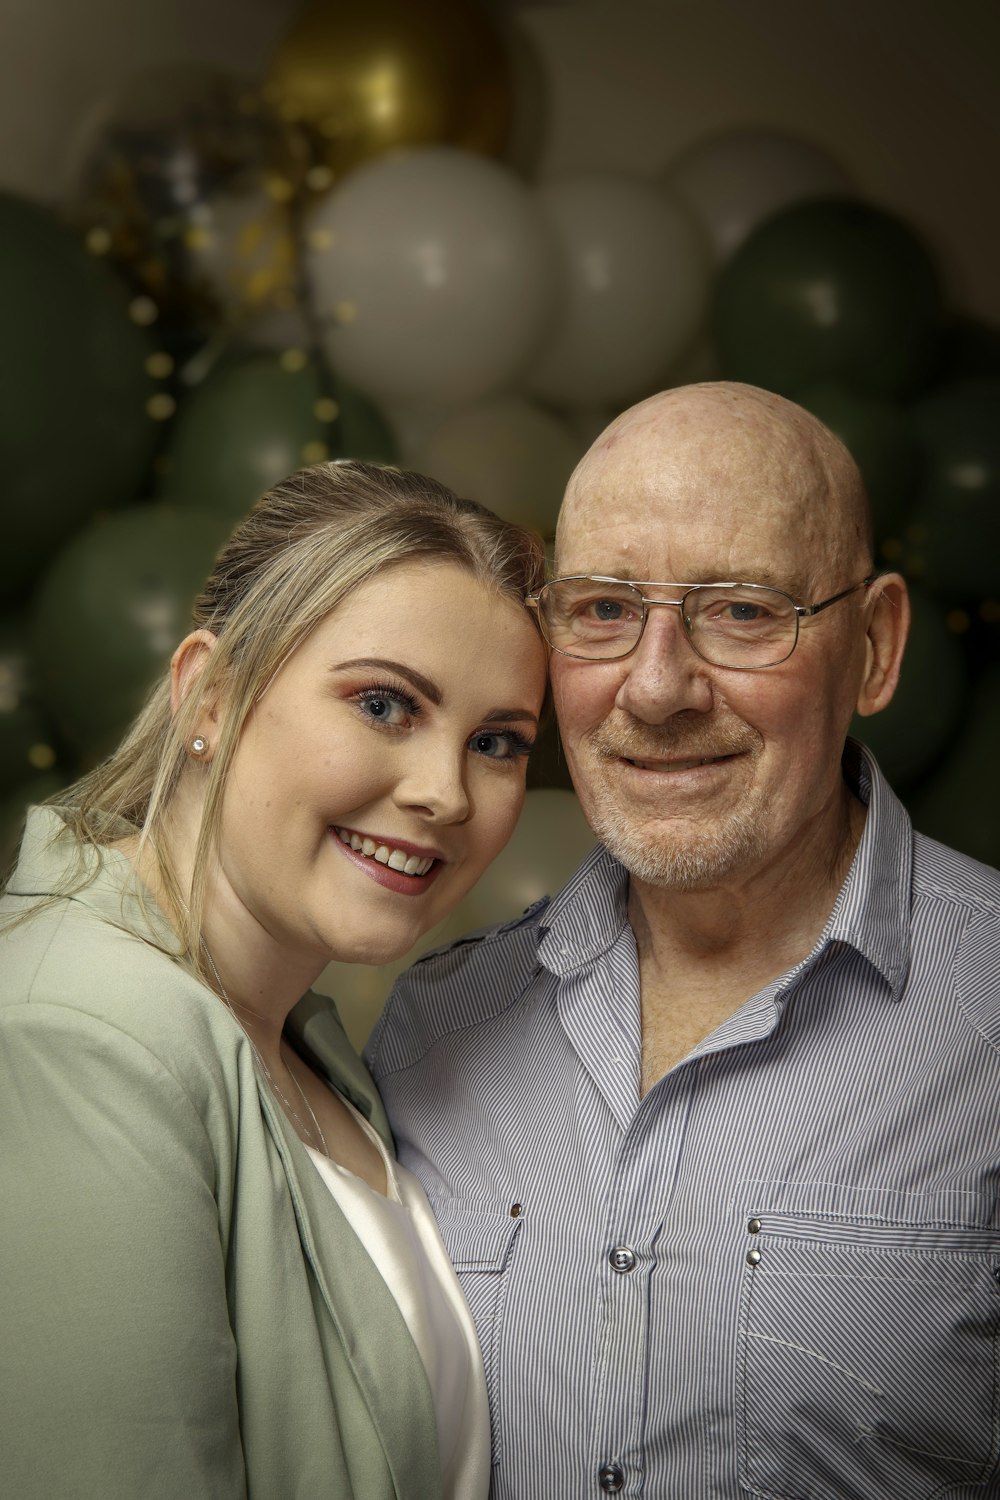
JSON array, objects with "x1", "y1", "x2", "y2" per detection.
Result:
[{"x1": 367, "y1": 744, "x2": 1000, "y2": 1499}]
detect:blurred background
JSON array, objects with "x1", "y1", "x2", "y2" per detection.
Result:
[{"x1": 1, "y1": 0, "x2": 997, "y2": 1041}]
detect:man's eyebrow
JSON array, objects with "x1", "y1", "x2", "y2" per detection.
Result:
[{"x1": 331, "y1": 657, "x2": 442, "y2": 705}]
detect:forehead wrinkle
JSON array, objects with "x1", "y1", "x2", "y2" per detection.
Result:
[{"x1": 558, "y1": 382, "x2": 873, "y2": 591}]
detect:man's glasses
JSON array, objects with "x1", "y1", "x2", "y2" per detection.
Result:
[{"x1": 527, "y1": 576, "x2": 876, "y2": 670}]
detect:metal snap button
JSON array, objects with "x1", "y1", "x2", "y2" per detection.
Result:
[{"x1": 598, "y1": 1463, "x2": 625, "y2": 1492}]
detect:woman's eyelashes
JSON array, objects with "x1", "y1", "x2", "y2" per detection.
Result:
[
  {"x1": 348, "y1": 679, "x2": 535, "y2": 763},
  {"x1": 468, "y1": 728, "x2": 535, "y2": 764},
  {"x1": 351, "y1": 680, "x2": 422, "y2": 728}
]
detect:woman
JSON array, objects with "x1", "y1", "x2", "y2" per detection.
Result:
[{"x1": 0, "y1": 460, "x2": 548, "y2": 1499}]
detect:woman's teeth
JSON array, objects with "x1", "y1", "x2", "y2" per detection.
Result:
[{"x1": 335, "y1": 827, "x2": 434, "y2": 877}]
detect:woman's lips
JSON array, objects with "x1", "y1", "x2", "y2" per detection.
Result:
[{"x1": 331, "y1": 826, "x2": 445, "y2": 895}]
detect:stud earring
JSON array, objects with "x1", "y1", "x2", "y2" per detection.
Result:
[{"x1": 190, "y1": 735, "x2": 208, "y2": 756}]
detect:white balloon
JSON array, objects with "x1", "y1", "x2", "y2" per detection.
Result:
[
  {"x1": 411, "y1": 394, "x2": 582, "y2": 535},
  {"x1": 305, "y1": 147, "x2": 558, "y2": 405},
  {"x1": 524, "y1": 174, "x2": 711, "y2": 409},
  {"x1": 664, "y1": 127, "x2": 856, "y2": 265}
]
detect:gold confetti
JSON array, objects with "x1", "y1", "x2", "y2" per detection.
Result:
[
  {"x1": 945, "y1": 609, "x2": 971, "y2": 634},
  {"x1": 129, "y1": 296, "x2": 159, "y2": 327},
  {"x1": 146, "y1": 393, "x2": 177, "y2": 421},
  {"x1": 280, "y1": 348, "x2": 308, "y2": 373},
  {"x1": 308, "y1": 227, "x2": 335, "y2": 252},
  {"x1": 306, "y1": 166, "x2": 334, "y2": 193},
  {"x1": 314, "y1": 398, "x2": 340, "y2": 423},
  {"x1": 28, "y1": 743, "x2": 57, "y2": 771},
  {"x1": 184, "y1": 225, "x2": 212, "y2": 251},
  {"x1": 266, "y1": 176, "x2": 294, "y2": 204},
  {"x1": 980, "y1": 599, "x2": 1000, "y2": 623},
  {"x1": 301, "y1": 441, "x2": 330, "y2": 464},
  {"x1": 85, "y1": 227, "x2": 112, "y2": 255},
  {"x1": 335, "y1": 299, "x2": 357, "y2": 324},
  {"x1": 145, "y1": 352, "x2": 174, "y2": 379}
]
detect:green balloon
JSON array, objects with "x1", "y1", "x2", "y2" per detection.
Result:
[
  {"x1": 0, "y1": 193, "x2": 160, "y2": 605},
  {"x1": 158, "y1": 354, "x2": 397, "y2": 523},
  {"x1": 935, "y1": 317, "x2": 1000, "y2": 384},
  {"x1": 0, "y1": 616, "x2": 61, "y2": 794},
  {"x1": 852, "y1": 586, "x2": 968, "y2": 789},
  {"x1": 31, "y1": 503, "x2": 226, "y2": 759},
  {"x1": 909, "y1": 665, "x2": 1000, "y2": 868},
  {"x1": 903, "y1": 379, "x2": 1000, "y2": 600},
  {"x1": 796, "y1": 381, "x2": 918, "y2": 545},
  {"x1": 714, "y1": 199, "x2": 945, "y2": 398}
]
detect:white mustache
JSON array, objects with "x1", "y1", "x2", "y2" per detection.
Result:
[{"x1": 589, "y1": 714, "x2": 760, "y2": 764}]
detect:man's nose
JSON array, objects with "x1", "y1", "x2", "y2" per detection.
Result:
[{"x1": 614, "y1": 602, "x2": 715, "y2": 722}]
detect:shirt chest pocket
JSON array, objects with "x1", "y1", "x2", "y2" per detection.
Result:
[
  {"x1": 734, "y1": 1186, "x2": 1000, "y2": 1500},
  {"x1": 431, "y1": 1200, "x2": 524, "y2": 1469}
]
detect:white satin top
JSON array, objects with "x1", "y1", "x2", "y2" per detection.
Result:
[{"x1": 306, "y1": 1101, "x2": 490, "y2": 1500}]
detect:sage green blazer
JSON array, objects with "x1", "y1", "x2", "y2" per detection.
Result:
[{"x1": 0, "y1": 809, "x2": 443, "y2": 1500}]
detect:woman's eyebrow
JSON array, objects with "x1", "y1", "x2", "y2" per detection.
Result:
[
  {"x1": 481, "y1": 708, "x2": 540, "y2": 726},
  {"x1": 331, "y1": 657, "x2": 441, "y2": 704}
]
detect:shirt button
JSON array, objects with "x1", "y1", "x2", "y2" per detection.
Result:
[
  {"x1": 748, "y1": 1217, "x2": 762, "y2": 1234},
  {"x1": 747, "y1": 1248, "x2": 762, "y2": 1266},
  {"x1": 598, "y1": 1463, "x2": 625, "y2": 1492},
  {"x1": 608, "y1": 1246, "x2": 636, "y2": 1273},
  {"x1": 510, "y1": 1203, "x2": 523, "y2": 1219}
]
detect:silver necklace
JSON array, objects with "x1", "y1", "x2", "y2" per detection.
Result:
[
  {"x1": 140, "y1": 837, "x2": 329, "y2": 1155},
  {"x1": 202, "y1": 946, "x2": 330, "y2": 1156}
]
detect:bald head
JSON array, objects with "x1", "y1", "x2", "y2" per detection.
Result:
[{"x1": 557, "y1": 382, "x2": 873, "y2": 589}]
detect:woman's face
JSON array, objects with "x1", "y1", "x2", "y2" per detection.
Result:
[{"x1": 215, "y1": 558, "x2": 547, "y2": 972}]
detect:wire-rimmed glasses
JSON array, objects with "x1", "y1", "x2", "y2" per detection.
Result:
[{"x1": 526, "y1": 575, "x2": 876, "y2": 670}]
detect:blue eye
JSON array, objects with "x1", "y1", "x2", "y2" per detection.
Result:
[
  {"x1": 354, "y1": 681, "x2": 421, "y2": 727},
  {"x1": 469, "y1": 729, "x2": 534, "y2": 762}
]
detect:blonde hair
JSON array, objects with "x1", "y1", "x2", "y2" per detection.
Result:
[{"x1": 13, "y1": 460, "x2": 545, "y2": 972}]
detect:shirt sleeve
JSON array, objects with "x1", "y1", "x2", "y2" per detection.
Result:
[{"x1": 0, "y1": 1002, "x2": 247, "y2": 1499}]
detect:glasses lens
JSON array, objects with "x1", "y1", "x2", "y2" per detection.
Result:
[
  {"x1": 540, "y1": 578, "x2": 644, "y2": 658},
  {"x1": 685, "y1": 585, "x2": 796, "y2": 667}
]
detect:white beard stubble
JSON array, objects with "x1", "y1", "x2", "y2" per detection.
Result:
[{"x1": 578, "y1": 713, "x2": 769, "y2": 891}]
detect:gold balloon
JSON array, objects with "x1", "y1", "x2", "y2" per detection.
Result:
[{"x1": 264, "y1": 0, "x2": 513, "y2": 177}]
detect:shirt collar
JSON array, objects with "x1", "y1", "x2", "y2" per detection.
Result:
[{"x1": 537, "y1": 739, "x2": 912, "y2": 999}]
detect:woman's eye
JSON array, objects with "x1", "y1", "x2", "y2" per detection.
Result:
[
  {"x1": 469, "y1": 729, "x2": 534, "y2": 762},
  {"x1": 354, "y1": 685, "x2": 420, "y2": 727}
]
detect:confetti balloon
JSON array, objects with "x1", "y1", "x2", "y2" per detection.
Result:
[
  {"x1": 0, "y1": 193, "x2": 158, "y2": 606},
  {"x1": 264, "y1": 0, "x2": 513, "y2": 177},
  {"x1": 715, "y1": 199, "x2": 945, "y2": 398},
  {"x1": 31, "y1": 505, "x2": 226, "y2": 759},
  {"x1": 664, "y1": 127, "x2": 855, "y2": 264},
  {"x1": 70, "y1": 65, "x2": 304, "y2": 333},
  {"x1": 158, "y1": 353, "x2": 397, "y2": 523},
  {"x1": 306, "y1": 147, "x2": 557, "y2": 404},
  {"x1": 525, "y1": 175, "x2": 711, "y2": 408}
]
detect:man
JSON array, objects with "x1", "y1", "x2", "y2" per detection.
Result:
[{"x1": 367, "y1": 383, "x2": 1000, "y2": 1499}]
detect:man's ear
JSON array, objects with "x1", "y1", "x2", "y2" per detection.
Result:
[
  {"x1": 170, "y1": 629, "x2": 220, "y2": 724},
  {"x1": 855, "y1": 575, "x2": 910, "y2": 718}
]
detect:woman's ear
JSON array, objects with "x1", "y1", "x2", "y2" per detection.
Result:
[
  {"x1": 855, "y1": 575, "x2": 911, "y2": 718},
  {"x1": 170, "y1": 629, "x2": 220, "y2": 727}
]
